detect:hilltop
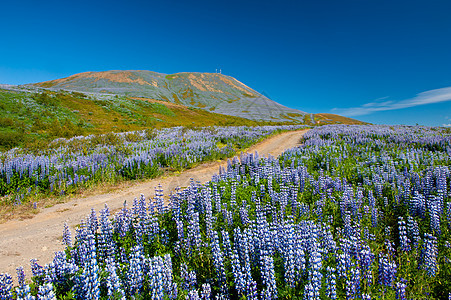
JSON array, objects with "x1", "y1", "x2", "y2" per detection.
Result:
[{"x1": 31, "y1": 70, "x2": 307, "y2": 122}]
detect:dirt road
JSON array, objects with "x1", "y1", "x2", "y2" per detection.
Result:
[{"x1": 0, "y1": 129, "x2": 308, "y2": 278}]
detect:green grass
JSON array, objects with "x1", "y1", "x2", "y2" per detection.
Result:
[
  {"x1": 0, "y1": 89, "x2": 300, "y2": 153},
  {"x1": 150, "y1": 102, "x2": 176, "y2": 116},
  {"x1": 165, "y1": 74, "x2": 177, "y2": 80},
  {"x1": 314, "y1": 113, "x2": 369, "y2": 125}
]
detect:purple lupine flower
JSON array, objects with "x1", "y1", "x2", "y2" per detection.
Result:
[
  {"x1": 148, "y1": 256, "x2": 165, "y2": 299},
  {"x1": 126, "y1": 246, "x2": 144, "y2": 296},
  {"x1": 246, "y1": 280, "x2": 258, "y2": 300},
  {"x1": 421, "y1": 233, "x2": 438, "y2": 277},
  {"x1": 0, "y1": 273, "x2": 13, "y2": 300},
  {"x1": 16, "y1": 284, "x2": 34, "y2": 300},
  {"x1": 395, "y1": 279, "x2": 407, "y2": 300},
  {"x1": 234, "y1": 228, "x2": 257, "y2": 299},
  {"x1": 385, "y1": 239, "x2": 396, "y2": 258},
  {"x1": 231, "y1": 247, "x2": 245, "y2": 296},
  {"x1": 378, "y1": 253, "x2": 397, "y2": 287},
  {"x1": 411, "y1": 192, "x2": 426, "y2": 218},
  {"x1": 154, "y1": 184, "x2": 165, "y2": 214},
  {"x1": 337, "y1": 252, "x2": 351, "y2": 280},
  {"x1": 430, "y1": 197, "x2": 441, "y2": 236},
  {"x1": 162, "y1": 254, "x2": 178, "y2": 299},
  {"x1": 62, "y1": 222, "x2": 71, "y2": 248},
  {"x1": 398, "y1": 217, "x2": 411, "y2": 252},
  {"x1": 371, "y1": 207, "x2": 378, "y2": 228},
  {"x1": 303, "y1": 282, "x2": 315, "y2": 300},
  {"x1": 361, "y1": 293, "x2": 371, "y2": 300},
  {"x1": 37, "y1": 283, "x2": 56, "y2": 300},
  {"x1": 44, "y1": 251, "x2": 78, "y2": 286},
  {"x1": 221, "y1": 230, "x2": 232, "y2": 259},
  {"x1": 325, "y1": 267, "x2": 337, "y2": 300},
  {"x1": 114, "y1": 201, "x2": 132, "y2": 239},
  {"x1": 239, "y1": 205, "x2": 250, "y2": 226},
  {"x1": 282, "y1": 223, "x2": 297, "y2": 288},
  {"x1": 260, "y1": 255, "x2": 277, "y2": 299},
  {"x1": 87, "y1": 208, "x2": 98, "y2": 235},
  {"x1": 14, "y1": 267, "x2": 35, "y2": 300},
  {"x1": 407, "y1": 216, "x2": 420, "y2": 248},
  {"x1": 188, "y1": 212, "x2": 202, "y2": 250},
  {"x1": 211, "y1": 231, "x2": 227, "y2": 295},
  {"x1": 16, "y1": 266, "x2": 25, "y2": 287},
  {"x1": 360, "y1": 245, "x2": 374, "y2": 286},
  {"x1": 200, "y1": 283, "x2": 211, "y2": 300},
  {"x1": 186, "y1": 289, "x2": 200, "y2": 300},
  {"x1": 446, "y1": 202, "x2": 451, "y2": 230},
  {"x1": 188, "y1": 270, "x2": 197, "y2": 291},
  {"x1": 105, "y1": 258, "x2": 125, "y2": 299},
  {"x1": 346, "y1": 264, "x2": 361, "y2": 299},
  {"x1": 308, "y1": 247, "x2": 323, "y2": 299},
  {"x1": 180, "y1": 263, "x2": 191, "y2": 291},
  {"x1": 30, "y1": 259, "x2": 44, "y2": 279},
  {"x1": 98, "y1": 205, "x2": 116, "y2": 263},
  {"x1": 73, "y1": 235, "x2": 99, "y2": 300},
  {"x1": 204, "y1": 189, "x2": 213, "y2": 239}
]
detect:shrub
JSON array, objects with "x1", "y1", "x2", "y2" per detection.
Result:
[
  {"x1": 0, "y1": 131, "x2": 25, "y2": 148},
  {"x1": 0, "y1": 117, "x2": 14, "y2": 128},
  {"x1": 33, "y1": 92, "x2": 60, "y2": 107}
]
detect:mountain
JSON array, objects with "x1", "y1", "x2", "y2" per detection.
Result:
[{"x1": 31, "y1": 70, "x2": 306, "y2": 122}]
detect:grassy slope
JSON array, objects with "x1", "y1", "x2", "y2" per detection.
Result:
[
  {"x1": 0, "y1": 89, "x2": 295, "y2": 152},
  {"x1": 314, "y1": 113, "x2": 369, "y2": 125}
]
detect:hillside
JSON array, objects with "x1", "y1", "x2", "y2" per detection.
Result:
[
  {"x1": 31, "y1": 70, "x2": 307, "y2": 122},
  {"x1": 313, "y1": 113, "x2": 368, "y2": 125},
  {"x1": 0, "y1": 88, "x2": 278, "y2": 151}
]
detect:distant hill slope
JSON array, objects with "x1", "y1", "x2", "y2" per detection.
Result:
[
  {"x1": 0, "y1": 88, "x2": 277, "y2": 151},
  {"x1": 31, "y1": 70, "x2": 306, "y2": 122},
  {"x1": 313, "y1": 113, "x2": 368, "y2": 125}
]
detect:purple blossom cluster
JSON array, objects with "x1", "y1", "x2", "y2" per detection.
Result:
[
  {"x1": 0, "y1": 125, "x2": 304, "y2": 202},
  {"x1": 2, "y1": 124, "x2": 451, "y2": 299}
]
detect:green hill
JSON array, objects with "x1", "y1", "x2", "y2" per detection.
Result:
[{"x1": 0, "y1": 88, "x2": 284, "y2": 152}]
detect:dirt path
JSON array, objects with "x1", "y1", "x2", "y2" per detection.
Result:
[{"x1": 0, "y1": 129, "x2": 308, "y2": 279}]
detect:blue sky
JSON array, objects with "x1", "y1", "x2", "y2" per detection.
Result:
[{"x1": 1, "y1": 0, "x2": 451, "y2": 126}]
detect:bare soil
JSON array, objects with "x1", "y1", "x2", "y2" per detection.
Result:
[{"x1": 0, "y1": 129, "x2": 308, "y2": 279}]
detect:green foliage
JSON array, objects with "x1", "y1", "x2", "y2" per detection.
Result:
[
  {"x1": 0, "y1": 88, "x2": 301, "y2": 152},
  {"x1": 0, "y1": 117, "x2": 15, "y2": 127},
  {"x1": 0, "y1": 131, "x2": 25, "y2": 148},
  {"x1": 48, "y1": 119, "x2": 84, "y2": 138},
  {"x1": 33, "y1": 92, "x2": 60, "y2": 107},
  {"x1": 150, "y1": 102, "x2": 175, "y2": 117}
]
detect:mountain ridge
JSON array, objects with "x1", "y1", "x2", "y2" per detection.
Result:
[{"x1": 31, "y1": 70, "x2": 307, "y2": 122}]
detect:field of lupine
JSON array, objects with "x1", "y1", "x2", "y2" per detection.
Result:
[
  {"x1": 1, "y1": 124, "x2": 451, "y2": 299},
  {"x1": 0, "y1": 125, "x2": 302, "y2": 207}
]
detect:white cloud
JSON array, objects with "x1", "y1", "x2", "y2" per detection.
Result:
[
  {"x1": 332, "y1": 87, "x2": 451, "y2": 117},
  {"x1": 443, "y1": 123, "x2": 451, "y2": 127}
]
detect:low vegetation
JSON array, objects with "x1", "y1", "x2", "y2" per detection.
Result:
[
  {"x1": 0, "y1": 125, "x2": 305, "y2": 219},
  {"x1": 1, "y1": 124, "x2": 450, "y2": 299},
  {"x1": 0, "y1": 88, "x2": 298, "y2": 152}
]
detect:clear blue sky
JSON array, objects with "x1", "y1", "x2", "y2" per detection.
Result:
[{"x1": 1, "y1": 0, "x2": 451, "y2": 126}]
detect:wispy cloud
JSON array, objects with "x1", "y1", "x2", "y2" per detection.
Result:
[
  {"x1": 332, "y1": 87, "x2": 451, "y2": 116},
  {"x1": 443, "y1": 124, "x2": 451, "y2": 127}
]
